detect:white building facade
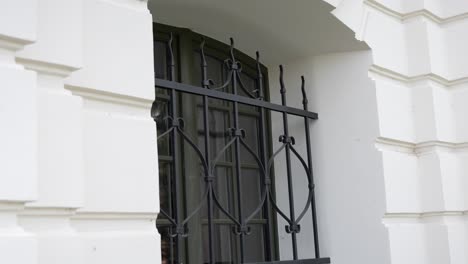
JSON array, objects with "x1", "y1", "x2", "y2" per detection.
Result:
[{"x1": 1, "y1": 0, "x2": 467, "y2": 263}]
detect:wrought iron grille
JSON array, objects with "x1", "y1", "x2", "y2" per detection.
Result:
[{"x1": 152, "y1": 33, "x2": 331, "y2": 264}]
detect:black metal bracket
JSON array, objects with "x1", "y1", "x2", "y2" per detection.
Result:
[
  {"x1": 170, "y1": 225, "x2": 189, "y2": 238},
  {"x1": 232, "y1": 225, "x2": 252, "y2": 236},
  {"x1": 279, "y1": 135, "x2": 295, "y2": 145},
  {"x1": 285, "y1": 223, "x2": 301, "y2": 234}
]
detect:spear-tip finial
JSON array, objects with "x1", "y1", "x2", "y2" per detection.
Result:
[
  {"x1": 229, "y1": 37, "x2": 236, "y2": 61},
  {"x1": 168, "y1": 33, "x2": 175, "y2": 64},
  {"x1": 279, "y1": 65, "x2": 286, "y2": 94},
  {"x1": 301, "y1": 75, "x2": 308, "y2": 106},
  {"x1": 200, "y1": 37, "x2": 206, "y2": 49},
  {"x1": 255, "y1": 51, "x2": 262, "y2": 76},
  {"x1": 255, "y1": 51, "x2": 264, "y2": 99},
  {"x1": 200, "y1": 37, "x2": 207, "y2": 66}
]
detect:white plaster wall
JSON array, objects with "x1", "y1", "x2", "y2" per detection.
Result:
[
  {"x1": 268, "y1": 50, "x2": 390, "y2": 264},
  {"x1": 1, "y1": 0, "x2": 160, "y2": 263},
  {"x1": 1, "y1": 0, "x2": 468, "y2": 263},
  {"x1": 0, "y1": 1, "x2": 38, "y2": 263},
  {"x1": 335, "y1": 1, "x2": 468, "y2": 264}
]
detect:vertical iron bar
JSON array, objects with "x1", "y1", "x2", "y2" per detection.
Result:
[
  {"x1": 201, "y1": 40, "x2": 215, "y2": 264},
  {"x1": 256, "y1": 52, "x2": 274, "y2": 261},
  {"x1": 168, "y1": 34, "x2": 181, "y2": 264},
  {"x1": 279, "y1": 65, "x2": 298, "y2": 260},
  {"x1": 169, "y1": 232, "x2": 174, "y2": 264},
  {"x1": 301, "y1": 77, "x2": 320, "y2": 258},
  {"x1": 230, "y1": 38, "x2": 246, "y2": 263}
]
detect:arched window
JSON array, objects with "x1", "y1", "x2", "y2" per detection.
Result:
[{"x1": 153, "y1": 23, "x2": 325, "y2": 264}]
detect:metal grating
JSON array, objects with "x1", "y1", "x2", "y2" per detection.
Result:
[{"x1": 152, "y1": 34, "x2": 330, "y2": 264}]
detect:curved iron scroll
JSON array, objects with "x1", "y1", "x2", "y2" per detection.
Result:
[{"x1": 153, "y1": 35, "x2": 322, "y2": 263}]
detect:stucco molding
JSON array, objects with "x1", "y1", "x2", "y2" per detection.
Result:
[
  {"x1": 67, "y1": 85, "x2": 153, "y2": 109},
  {"x1": 383, "y1": 211, "x2": 468, "y2": 224},
  {"x1": 72, "y1": 211, "x2": 158, "y2": 220},
  {"x1": 16, "y1": 57, "x2": 79, "y2": 78},
  {"x1": 99, "y1": 0, "x2": 150, "y2": 13},
  {"x1": 0, "y1": 34, "x2": 34, "y2": 51},
  {"x1": 369, "y1": 64, "x2": 468, "y2": 88},
  {"x1": 364, "y1": 0, "x2": 468, "y2": 25},
  {"x1": 375, "y1": 137, "x2": 468, "y2": 154},
  {"x1": 19, "y1": 207, "x2": 77, "y2": 217},
  {"x1": 0, "y1": 201, "x2": 27, "y2": 211}
]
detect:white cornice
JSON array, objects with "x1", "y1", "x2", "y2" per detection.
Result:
[
  {"x1": 383, "y1": 211, "x2": 468, "y2": 224},
  {"x1": 375, "y1": 137, "x2": 468, "y2": 154},
  {"x1": 0, "y1": 34, "x2": 34, "y2": 51},
  {"x1": 73, "y1": 211, "x2": 157, "y2": 220},
  {"x1": 66, "y1": 85, "x2": 153, "y2": 109},
  {"x1": 369, "y1": 64, "x2": 468, "y2": 88},
  {"x1": 20, "y1": 207, "x2": 77, "y2": 216},
  {"x1": 385, "y1": 211, "x2": 468, "y2": 218},
  {"x1": 15, "y1": 57, "x2": 79, "y2": 77},
  {"x1": 364, "y1": 0, "x2": 468, "y2": 25},
  {"x1": 100, "y1": 0, "x2": 149, "y2": 13},
  {"x1": 0, "y1": 201, "x2": 26, "y2": 211}
]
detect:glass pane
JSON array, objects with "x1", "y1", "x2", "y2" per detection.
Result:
[
  {"x1": 154, "y1": 41, "x2": 167, "y2": 79},
  {"x1": 159, "y1": 227, "x2": 179, "y2": 264},
  {"x1": 202, "y1": 225, "x2": 235, "y2": 264},
  {"x1": 239, "y1": 114, "x2": 259, "y2": 164},
  {"x1": 155, "y1": 99, "x2": 170, "y2": 156},
  {"x1": 158, "y1": 162, "x2": 172, "y2": 214},
  {"x1": 238, "y1": 72, "x2": 259, "y2": 112},
  {"x1": 193, "y1": 52, "x2": 228, "y2": 95},
  {"x1": 238, "y1": 72, "x2": 256, "y2": 97},
  {"x1": 241, "y1": 168, "x2": 262, "y2": 219},
  {"x1": 197, "y1": 106, "x2": 231, "y2": 161},
  {"x1": 244, "y1": 225, "x2": 266, "y2": 262},
  {"x1": 200, "y1": 167, "x2": 234, "y2": 219}
]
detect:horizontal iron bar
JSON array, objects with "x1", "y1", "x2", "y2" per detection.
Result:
[
  {"x1": 246, "y1": 258, "x2": 331, "y2": 264},
  {"x1": 155, "y1": 78, "x2": 318, "y2": 120}
]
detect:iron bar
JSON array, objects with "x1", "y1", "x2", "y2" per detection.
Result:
[
  {"x1": 229, "y1": 38, "x2": 246, "y2": 262},
  {"x1": 256, "y1": 51, "x2": 275, "y2": 261},
  {"x1": 154, "y1": 78, "x2": 318, "y2": 120},
  {"x1": 200, "y1": 39, "x2": 215, "y2": 264},
  {"x1": 278, "y1": 65, "x2": 298, "y2": 259},
  {"x1": 168, "y1": 34, "x2": 181, "y2": 264},
  {"x1": 301, "y1": 76, "x2": 321, "y2": 258}
]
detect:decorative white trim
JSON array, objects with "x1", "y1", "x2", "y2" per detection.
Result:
[
  {"x1": 385, "y1": 211, "x2": 467, "y2": 218},
  {"x1": 18, "y1": 208, "x2": 158, "y2": 220},
  {"x1": 356, "y1": 5, "x2": 371, "y2": 41},
  {"x1": 73, "y1": 211, "x2": 157, "y2": 220},
  {"x1": 375, "y1": 137, "x2": 415, "y2": 154},
  {"x1": 375, "y1": 137, "x2": 468, "y2": 154},
  {"x1": 15, "y1": 57, "x2": 78, "y2": 77},
  {"x1": 0, "y1": 34, "x2": 34, "y2": 51},
  {"x1": 383, "y1": 211, "x2": 468, "y2": 226},
  {"x1": 0, "y1": 201, "x2": 26, "y2": 211},
  {"x1": 99, "y1": 0, "x2": 149, "y2": 13},
  {"x1": 369, "y1": 64, "x2": 468, "y2": 88},
  {"x1": 67, "y1": 85, "x2": 153, "y2": 109},
  {"x1": 20, "y1": 207, "x2": 77, "y2": 217},
  {"x1": 364, "y1": 0, "x2": 468, "y2": 25}
]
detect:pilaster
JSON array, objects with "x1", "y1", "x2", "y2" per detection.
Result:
[
  {"x1": 65, "y1": 0, "x2": 159, "y2": 263},
  {"x1": 13, "y1": 0, "x2": 85, "y2": 263},
  {"x1": 334, "y1": 0, "x2": 468, "y2": 263},
  {"x1": 0, "y1": 1, "x2": 39, "y2": 263}
]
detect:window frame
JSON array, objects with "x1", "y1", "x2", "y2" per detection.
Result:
[{"x1": 153, "y1": 22, "x2": 280, "y2": 263}]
